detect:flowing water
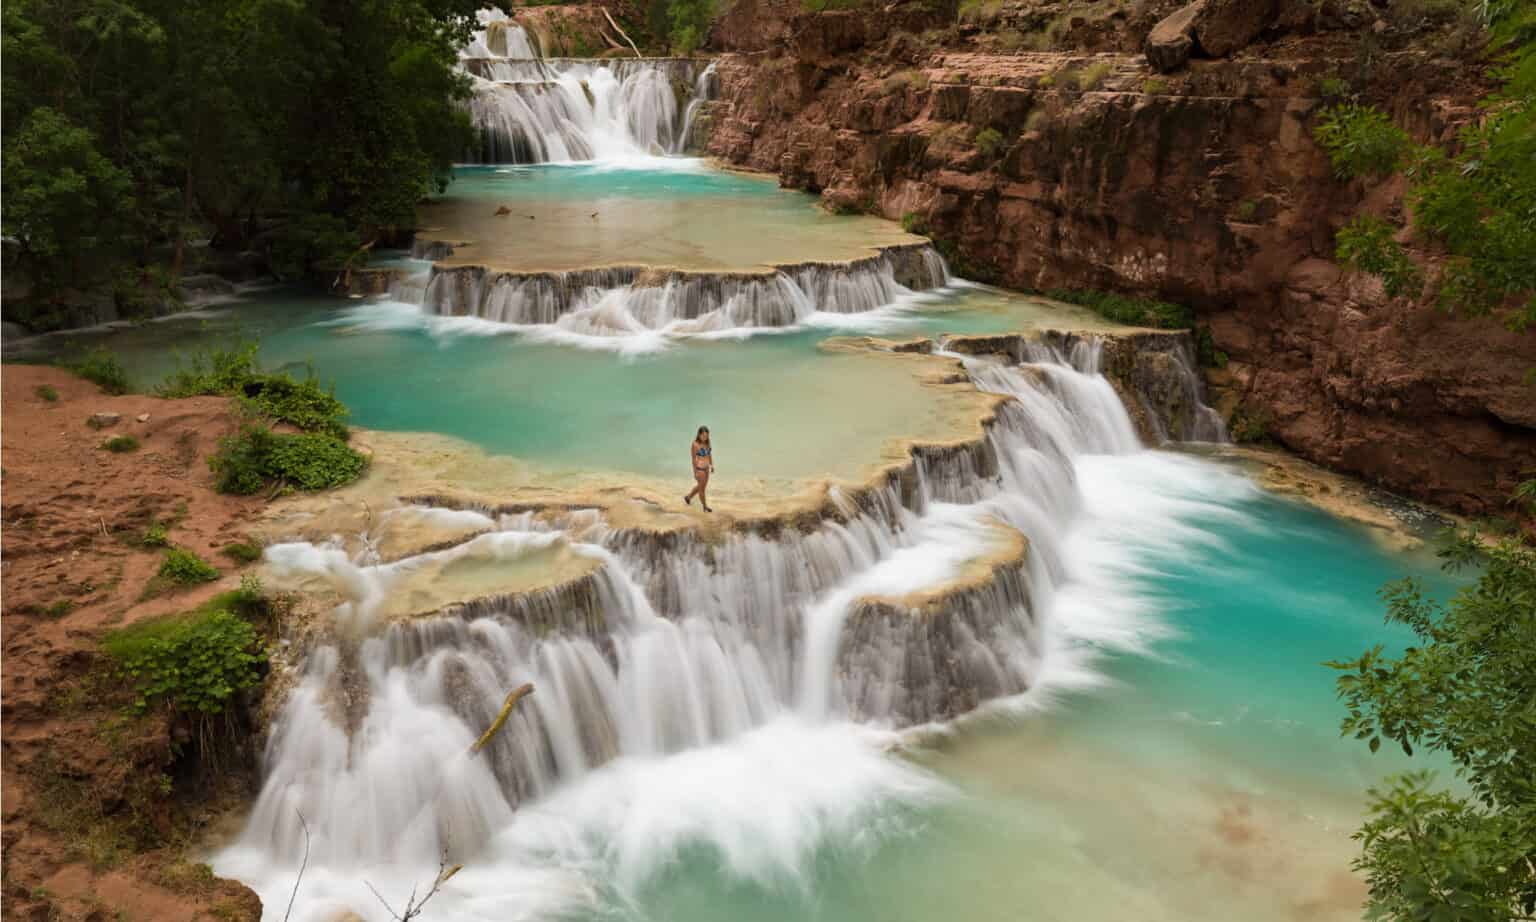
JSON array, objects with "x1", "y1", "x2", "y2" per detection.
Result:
[{"x1": 10, "y1": 56, "x2": 1467, "y2": 919}]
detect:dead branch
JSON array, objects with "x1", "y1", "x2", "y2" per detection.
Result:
[
  {"x1": 601, "y1": 8, "x2": 642, "y2": 59},
  {"x1": 366, "y1": 851, "x2": 463, "y2": 921},
  {"x1": 282, "y1": 809, "x2": 310, "y2": 922},
  {"x1": 469, "y1": 683, "x2": 534, "y2": 755}
]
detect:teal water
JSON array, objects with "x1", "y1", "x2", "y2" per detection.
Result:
[
  {"x1": 571, "y1": 480, "x2": 1462, "y2": 922},
  {"x1": 11, "y1": 285, "x2": 1102, "y2": 483}
]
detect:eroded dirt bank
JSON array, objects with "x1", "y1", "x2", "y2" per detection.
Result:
[
  {"x1": 700, "y1": 0, "x2": 1536, "y2": 516},
  {"x1": 2, "y1": 365, "x2": 265, "y2": 922}
]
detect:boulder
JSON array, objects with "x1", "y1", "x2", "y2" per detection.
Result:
[
  {"x1": 1146, "y1": 1, "x2": 1204, "y2": 73},
  {"x1": 1196, "y1": 0, "x2": 1276, "y2": 58},
  {"x1": 88, "y1": 412, "x2": 122, "y2": 429}
]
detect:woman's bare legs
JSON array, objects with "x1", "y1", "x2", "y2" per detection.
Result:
[{"x1": 684, "y1": 471, "x2": 711, "y2": 511}]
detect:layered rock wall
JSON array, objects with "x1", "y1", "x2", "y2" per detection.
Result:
[{"x1": 701, "y1": 1, "x2": 1536, "y2": 515}]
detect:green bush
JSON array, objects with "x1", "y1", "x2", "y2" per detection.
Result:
[
  {"x1": 102, "y1": 435, "x2": 140, "y2": 453},
  {"x1": 1336, "y1": 215, "x2": 1423, "y2": 300},
  {"x1": 1046, "y1": 289, "x2": 1193, "y2": 329},
  {"x1": 1313, "y1": 104, "x2": 1410, "y2": 180},
  {"x1": 1078, "y1": 61, "x2": 1112, "y2": 90},
  {"x1": 1316, "y1": 75, "x2": 1350, "y2": 100},
  {"x1": 209, "y1": 424, "x2": 367, "y2": 495},
  {"x1": 35, "y1": 384, "x2": 59, "y2": 402},
  {"x1": 141, "y1": 523, "x2": 170, "y2": 547},
  {"x1": 974, "y1": 127, "x2": 1006, "y2": 159},
  {"x1": 882, "y1": 70, "x2": 929, "y2": 95},
  {"x1": 158, "y1": 339, "x2": 350, "y2": 439},
  {"x1": 158, "y1": 548, "x2": 219, "y2": 586},
  {"x1": 221, "y1": 541, "x2": 263, "y2": 564},
  {"x1": 1143, "y1": 78, "x2": 1169, "y2": 94},
  {"x1": 62, "y1": 347, "x2": 130, "y2": 395},
  {"x1": 667, "y1": 0, "x2": 717, "y2": 52},
  {"x1": 1228, "y1": 403, "x2": 1271, "y2": 443},
  {"x1": 103, "y1": 609, "x2": 264, "y2": 718},
  {"x1": 901, "y1": 211, "x2": 930, "y2": 235}
]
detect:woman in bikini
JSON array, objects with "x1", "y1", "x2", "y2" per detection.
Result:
[{"x1": 684, "y1": 425, "x2": 714, "y2": 512}]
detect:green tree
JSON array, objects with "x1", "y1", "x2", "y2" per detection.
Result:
[{"x1": 1328, "y1": 534, "x2": 1536, "y2": 921}]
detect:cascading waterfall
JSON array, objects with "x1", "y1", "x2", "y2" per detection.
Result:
[
  {"x1": 223, "y1": 338, "x2": 1219, "y2": 883},
  {"x1": 456, "y1": 19, "x2": 714, "y2": 163},
  {"x1": 417, "y1": 245, "x2": 948, "y2": 333}
]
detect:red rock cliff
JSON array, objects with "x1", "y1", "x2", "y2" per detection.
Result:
[{"x1": 702, "y1": 0, "x2": 1536, "y2": 517}]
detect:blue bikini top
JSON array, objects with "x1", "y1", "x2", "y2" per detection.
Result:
[{"x1": 695, "y1": 444, "x2": 711, "y2": 458}]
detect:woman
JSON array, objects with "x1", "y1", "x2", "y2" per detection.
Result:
[{"x1": 683, "y1": 425, "x2": 714, "y2": 512}]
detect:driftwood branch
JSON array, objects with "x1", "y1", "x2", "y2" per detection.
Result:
[
  {"x1": 601, "y1": 8, "x2": 642, "y2": 59},
  {"x1": 469, "y1": 683, "x2": 534, "y2": 755},
  {"x1": 281, "y1": 809, "x2": 310, "y2": 922},
  {"x1": 366, "y1": 851, "x2": 463, "y2": 921}
]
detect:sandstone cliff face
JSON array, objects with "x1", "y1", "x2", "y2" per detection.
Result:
[{"x1": 702, "y1": 0, "x2": 1535, "y2": 516}]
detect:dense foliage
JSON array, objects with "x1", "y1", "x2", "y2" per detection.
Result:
[
  {"x1": 104, "y1": 607, "x2": 264, "y2": 718},
  {"x1": 210, "y1": 424, "x2": 368, "y2": 494},
  {"x1": 1, "y1": 0, "x2": 480, "y2": 318},
  {"x1": 1314, "y1": 2, "x2": 1535, "y2": 328},
  {"x1": 1335, "y1": 215, "x2": 1424, "y2": 300},
  {"x1": 158, "y1": 339, "x2": 351, "y2": 439},
  {"x1": 1328, "y1": 534, "x2": 1536, "y2": 921},
  {"x1": 62, "y1": 346, "x2": 131, "y2": 394}
]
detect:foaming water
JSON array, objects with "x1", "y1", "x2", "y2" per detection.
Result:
[
  {"x1": 213, "y1": 338, "x2": 1275, "y2": 920},
  {"x1": 456, "y1": 15, "x2": 714, "y2": 165}
]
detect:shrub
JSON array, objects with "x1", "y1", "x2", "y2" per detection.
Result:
[
  {"x1": 62, "y1": 347, "x2": 130, "y2": 395},
  {"x1": 901, "y1": 211, "x2": 930, "y2": 235},
  {"x1": 1024, "y1": 109, "x2": 1048, "y2": 133},
  {"x1": 1313, "y1": 104, "x2": 1410, "y2": 180},
  {"x1": 1317, "y1": 75, "x2": 1350, "y2": 99},
  {"x1": 141, "y1": 523, "x2": 170, "y2": 548},
  {"x1": 103, "y1": 608, "x2": 264, "y2": 718},
  {"x1": 1336, "y1": 215, "x2": 1423, "y2": 300},
  {"x1": 102, "y1": 434, "x2": 140, "y2": 453},
  {"x1": 158, "y1": 339, "x2": 350, "y2": 439},
  {"x1": 158, "y1": 548, "x2": 219, "y2": 586},
  {"x1": 957, "y1": 0, "x2": 1002, "y2": 24},
  {"x1": 1143, "y1": 78, "x2": 1169, "y2": 94},
  {"x1": 35, "y1": 384, "x2": 59, "y2": 402},
  {"x1": 974, "y1": 127, "x2": 1006, "y2": 159},
  {"x1": 1078, "y1": 61, "x2": 1112, "y2": 90},
  {"x1": 882, "y1": 70, "x2": 929, "y2": 95},
  {"x1": 1046, "y1": 289, "x2": 1193, "y2": 329},
  {"x1": 209, "y1": 424, "x2": 367, "y2": 495},
  {"x1": 1228, "y1": 403, "x2": 1271, "y2": 443},
  {"x1": 1037, "y1": 73, "x2": 1056, "y2": 89},
  {"x1": 221, "y1": 541, "x2": 263, "y2": 564},
  {"x1": 1235, "y1": 199, "x2": 1259, "y2": 221},
  {"x1": 1194, "y1": 326, "x2": 1227, "y2": 368},
  {"x1": 45, "y1": 600, "x2": 76, "y2": 618}
]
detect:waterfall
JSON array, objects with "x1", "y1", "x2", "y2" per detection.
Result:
[
  {"x1": 415, "y1": 243, "x2": 949, "y2": 334},
  {"x1": 456, "y1": 19, "x2": 715, "y2": 163},
  {"x1": 222, "y1": 333, "x2": 1204, "y2": 885}
]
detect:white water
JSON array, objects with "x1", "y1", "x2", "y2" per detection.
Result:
[
  {"x1": 415, "y1": 246, "x2": 951, "y2": 343},
  {"x1": 216, "y1": 337, "x2": 1241, "y2": 920},
  {"x1": 458, "y1": 21, "x2": 713, "y2": 163}
]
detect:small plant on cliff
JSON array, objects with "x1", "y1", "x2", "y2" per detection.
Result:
[
  {"x1": 141, "y1": 523, "x2": 170, "y2": 548},
  {"x1": 974, "y1": 127, "x2": 1006, "y2": 159},
  {"x1": 882, "y1": 70, "x2": 929, "y2": 95},
  {"x1": 901, "y1": 212, "x2": 931, "y2": 236},
  {"x1": 1327, "y1": 531, "x2": 1536, "y2": 922},
  {"x1": 1336, "y1": 215, "x2": 1424, "y2": 300},
  {"x1": 101, "y1": 434, "x2": 140, "y2": 453},
  {"x1": 209, "y1": 423, "x2": 367, "y2": 495},
  {"x1": 1143, "y1": 77, "x2": 1169, "y2": 94},
  {"x1": 1046, "y1": 289, "x2": 1193, "y2": 329},
  {"x1": 61, "y1": 347, "x2": 130, "y2": 395},
  {"x1": 1313, "y1": 104, "x2": 1411, "y2": 180},
  {"x1": 1316, "y1": 75, "x2": 1351, "y2": 100},
  {"x1": 158, "y1": 548, "x2": 220, "y2": 586},
  {"x1": 1227, "y1": 403, "x2": 1271, "y2": 443},
  {"x1": 1077, "y1": 61, "x2": 1112, "y2": 91}
]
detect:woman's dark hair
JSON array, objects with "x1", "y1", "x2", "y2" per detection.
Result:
[{"x1": 696, "y1": 426, "x2": 710, "y2": 439}]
